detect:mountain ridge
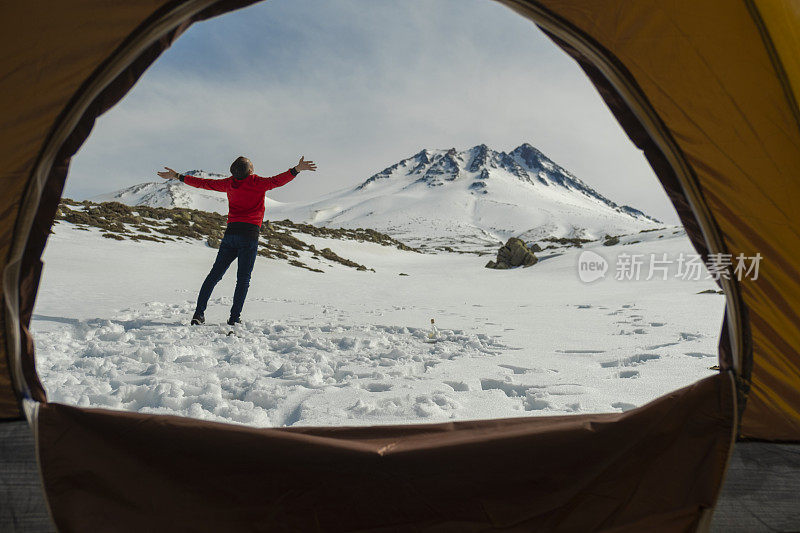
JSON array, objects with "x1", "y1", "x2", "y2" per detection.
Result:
[
  {"x1": 357, "y1": 143, "x2": 658, "y2": 224},
  {"x1": 95, "y1": 143, "x2": 663, "y2": 251}
]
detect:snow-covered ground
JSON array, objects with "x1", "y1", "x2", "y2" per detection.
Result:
[{"x1": 32, "y1": 223, "x2": 725, "y2": 427}]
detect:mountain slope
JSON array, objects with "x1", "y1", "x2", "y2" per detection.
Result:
[
  {"x1": 96, "y1": 144, "x2": 661, "y2": 251},
  {"x1": 269, "y1": 144, "x2": 661, "y2": 250}
]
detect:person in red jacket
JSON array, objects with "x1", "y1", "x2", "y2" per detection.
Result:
[{"x1": 158, "y1": 156, "x2": 317, "y2": 325}]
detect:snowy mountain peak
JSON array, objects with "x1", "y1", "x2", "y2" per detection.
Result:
[
  {"x1": 510, "y1": 142, "x2": 543, "y2": 159},
  {"x1": 183, "y1": 170, "x2": 227, "y2": 179},
  {"x1": 362, "y1": 144, "x2": 551, "y2": 191},
  {"x1": 467, "y1": 144, "x2": 492, "y2": 172},
  {"x1": 354, "y1": 144, "x2": 659, "y2": 225},
  {"x1": 265, "y1": 143, "x2": 663, "y2": 250}
]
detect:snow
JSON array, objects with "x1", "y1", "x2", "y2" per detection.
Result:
[
  {"x1": 97, "y1": 144, "x2": 661, "y2": 253},
  {"x1": 266, "y1": 144, "x2": 662, "y2": 252},
  {"x1": 40, "y1": 144, "x2": 720, "y2": 427},
  {"x1": 32, "y1": 223, "x2": 726, "y2": 428}
]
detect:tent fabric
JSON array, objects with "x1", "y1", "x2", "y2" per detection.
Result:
[
  {"x1": 0, "y1": 0, "x2": 797, "y2": 528},
  {"x1": 37, "y1": 374, "x2": 734, "y2": 532},
  {"x1": 0, "y1": 0, "x2": 254, "y2": 419},
  {"x1": 17, "y1": 413, "x2": 800, "y2": 532},
  {"x1": 514, "y1": 0, "x2": 800, "y2": 440},
  {"x1": 534, "y1": 24, "x2": 753, "y2": 422},
  {"x1": 1, "y1": 0, "x2": 796, "y2": 436},
  {"x1": 0, "y1": 0, "x2": 170, "y2": 418},
  {"x1": 750, "y1": 0, "x2": 800, "y2": 133}
]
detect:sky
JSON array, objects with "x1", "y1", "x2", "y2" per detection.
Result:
[{"x1": 67, "y1": 0, "x2": 679, "y2": 224}]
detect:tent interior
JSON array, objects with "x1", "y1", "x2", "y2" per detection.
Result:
[{"x1": 1, "y1": 0, "x2": 799, "y2": 531}]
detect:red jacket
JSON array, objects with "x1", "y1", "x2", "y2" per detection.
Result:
[{"x1": 182, "y1": 170, "x2": 296, "y2": 226}]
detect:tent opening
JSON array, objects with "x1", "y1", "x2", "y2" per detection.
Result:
[{"x1": 30, "y1": 0, "x2": 728, "y2": 429}]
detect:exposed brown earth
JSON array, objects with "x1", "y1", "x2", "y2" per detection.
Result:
[{"x1": 55, "y1": 199, "x2": 418, "y2": 273}]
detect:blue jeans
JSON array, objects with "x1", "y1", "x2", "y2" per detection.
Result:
[{"x1": 195, "y1": 233, "x2": 258, "y2": 321}]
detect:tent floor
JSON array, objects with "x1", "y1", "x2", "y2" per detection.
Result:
[
  {"x1": 710, "y1": 441, "x2": 800, "y2": 531},
  {"x1": 1, "y1": 419, "x2": 798, "y2": 532},
  {"x1": 0, "y1": 420, "x2": 53, "y2": 532}
]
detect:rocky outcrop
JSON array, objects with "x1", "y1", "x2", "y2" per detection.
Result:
[
  {"x1": 485, "y1": 238, "x2": 538, "y2": 269},
  {"x1": 54, "y1": 199, "x2": 415, "y2": 273},
  {"x1": 541, "y1": 236, "x2": 591, "y2": 248}
]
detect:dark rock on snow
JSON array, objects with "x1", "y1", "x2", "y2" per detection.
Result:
[{"x1": 486, "y1": 237, "x2": 538, "y2": 269}]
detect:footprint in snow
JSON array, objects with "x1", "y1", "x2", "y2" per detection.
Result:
[
  {"x1": 617, "y1": 328, "x2": 647, "y2": 335},
  {"x1": 600, "y1": 353, "x2": 660, "y2": 368},
  {"x1": 444, "y1": 380, "x2": 470, "y2": 392},
  {"x1": 646, "y1": 341, "x2": 679, "y2": 350},
  {"x1": 546, "y1": 384, "x2": 588, "y2": 395},
  {"x1": 364, "y1": 382, "x2": 393, "y2": 392},
  {"x1": 480, "y1": 379, "x2": 531, "y2": 397},
  {"x1": 498, "y1": 364, "x2": 532, "y2": 374},
  {"x1": 524, "y1": 397, "x2": 552, "y2": 411},
  {"x1": 612, "y1": 401, "x2": 637, "y2": 412}
]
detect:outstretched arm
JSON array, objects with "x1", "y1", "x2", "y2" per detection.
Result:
[
  {"x1": 158, "y1": 167, "x2": 228, "y2": 192},
  {"x1": 257, "y1": 156, "x2": 317, "y2": 191}
]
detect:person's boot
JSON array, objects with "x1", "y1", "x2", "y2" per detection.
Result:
[
  {"x1": 227, "y1": 316, "x2": 241, "y2": 326},
  {"x1": 191, "y1": 312, "x2": 205, "y2": 326}
]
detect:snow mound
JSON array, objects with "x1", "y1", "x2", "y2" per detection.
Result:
[{"x1": 35, "y1": 301, "x2": 509, "y2": 427}]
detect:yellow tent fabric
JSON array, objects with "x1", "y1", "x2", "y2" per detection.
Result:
[
  {"x1": 2, "y1": 0, "x2": 799, "y2": 529},
  {"x1": 1, "y1": 0, "x2": 799, "y2": 439},
  {"x1": 517, "y1": 0, "x2": 800, "y2": 440},
  {"x1": 0, "y1": 1, "x2": 168, "y2": 417},
  {"x1": 743, "y1": 0, "x2": 800, "y2": 438}
]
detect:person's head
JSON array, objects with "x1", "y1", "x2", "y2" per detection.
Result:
[{"x1": 230, "y1": 156, "x2": 254, "y2": 179}]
